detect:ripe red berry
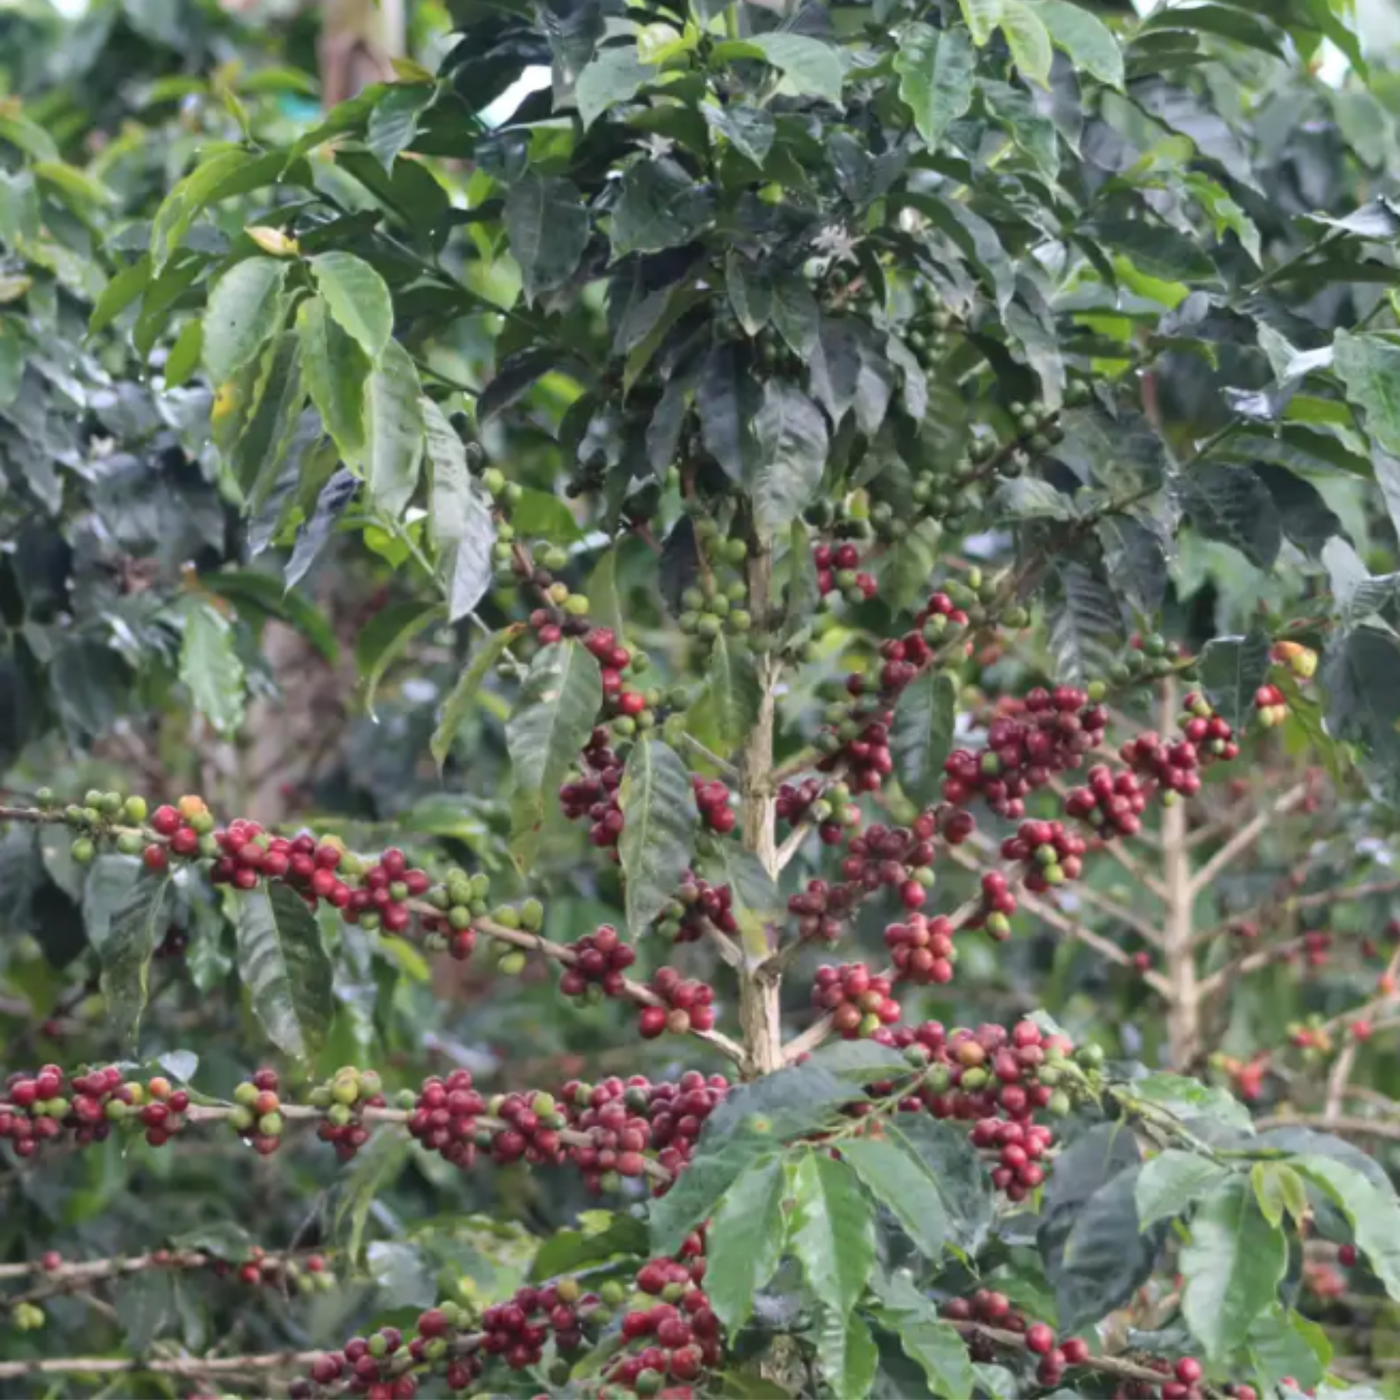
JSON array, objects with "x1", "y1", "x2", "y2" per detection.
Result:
[
  {"x1": 143, "y1": 844, "x2": 170, "y2": 872},
  {"x1": 1025, "y1": 1323, "x2": 1055, "y2": 1355},
  {"x1": 1175, "y1": 1357, "x2": 1202, "y2": 1385},
  {"x1": 151, "y1": 805, "x2": 181, "y2": 836},
  {"x1": 1339, "y1": 1243, "x2": 1358, "y2": 1266}
]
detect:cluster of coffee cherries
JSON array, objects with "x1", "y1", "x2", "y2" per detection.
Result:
[
  {"x1": 690, "y1": 776, "x2": 736, "y2": 834},
  {"x1": 813, "y1": 540, "x2": 878, "y2": 604},
  {"x1": 971, "y1": 870, "x2": 1018, "y2": 940},
  {"x1": 884, "y1": 912, "x2": 958, "y2": 986},
  {"x1": 559, "y1": 925, "x2": 637, "y2": 1001},
  {"x1": 641, "y1": 1072, "x2": 730, "y2": 1183},
  {"x1": 227, "y1": 1068, "x2": 288, "y2": 1156},
  {"x1": 606, "y1": 1234, "x2": 719, "y2": 1396},
  {"x1": 839, "y1": 817, "x2": 937, "y2": 910},
  {"x1": 308, "y1": 1066, "x2": 385, "y2": 1161},
  {"x1": 1254, "y1": 682, "x2": 1289, "y2": 728},
  {"x1": 1211, "y1": 1053, "x2": 1269, "y2": 1102},
  {"x1": 218, "y1": 1247, "x2": 335, "y2": 1294},
  {"x1": 480, "y1": 1276, "x2": 604, "y2": 1370},
  {"x1": 1117, "y1": 733, "x2": 1206, "y2": 801},
  {"x1": 403, "y1": 1069, "x2": 488, "y2": 1171},
  {"x1": 999, "y1": 819, "x2": 1087, "y2": 894},
  {"x1": 1, "y1": 1065, "x2": 191, "y2": 1156},
  {"x1": 1176, "y1": 693, "x2": 1242, "y2": 764},
  {"x1": 677, "y1": 580, "x2": 752, "y2": 640},
  {"x1": 941, "y1": 1290, "x2": 1090, "y2": 1387},
  {"x1": 1062, "y1": 764, "x2": 1149, "y2": 837},
  {"x1": 942, "y1": 685, "x2": 1109, "y2": 820},
  {"x1": 559, "y1": 726, "x2": 626, "y2": 851},
  {"x1": 775, "y1": 776, "x2": 862, "y2": 847},
  {"x1": 638, "y1": 970, "x2": 717, "y2": 1039},
  {"x1": 583, "y1": 626, "x2": 658, "y2": 732},
  {"x1": 812, "y1": 964, "x2": 903, "y2": 1039},
  {"x1": 295, "y1": 1303, "x2": 484, "y2": 1399},
  {"x1": 654, "y1": 875, "x2": 737, "y2": 944}
]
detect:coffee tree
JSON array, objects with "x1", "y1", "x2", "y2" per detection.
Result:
[{"x1": 9, "y1": 0, "x2": 1400, "y2": 1395}]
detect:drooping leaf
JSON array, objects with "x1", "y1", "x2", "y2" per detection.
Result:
[
  {"x1": 873, "y1": 1272, "x2": 975, "y2": 1400},
  {"x1": 1036, "y1": 0, "x2": 1123, "y2": 86},
  {"x1": 958, "y1": 0, "x2": 1002, "y2": 46},
  {"x1": 1180, "y1": 1176, "x2": 1288, "y2": 1360},
  {"x1": 1049, "y1": 563, "x2": 1124, "y2": 685},
  {"x1": 751, "y1": 381, "x2": 828, "y2": 537},
  {"x1": 504, "y1": 174, "x2": 590, "y2": 305},
  {"x1": 1183, "y1": 463, "x2": 1282, "y2": 570},
  {"x1": 609, "y1": 159, "x2": 714, "y2": 258},
  {"x1": 705, "y1": 1157, "x2": 789, "y2": 1331},
  {"x1": 885, "y1": 1114, "x2": 994, "y2": 1253},
  {"x1": 702, "y1": 104, "x2": 776, "y2": 166},
  {"x1": 1290, "y1": 1154, "x2": 1400, "y2": 1304},
  {"x1": 297, "y1": 295, "x2": 369, "y2": 462},
  {"x1": 648, "y1": 1138, "x2": 777, "y2": 1257},
  {"x1": 364, "y1": 340, "x2": 424, "y2": 518},
  {"x1": 507, "y1": 641, "x2": 603, "y2": 858},
  {"x1": 1128, "y1": 1073, "x2": 1254, "y2": 1131},
  {"x1": 1323, "y1": 627, "x2": 1400, "y2": 806},
  {"x1": 234, "y1": 881, "x2": 335, "y2": 1061},
  {"x1": 894, "y1": 24, "x2": 976, "y2": 149},
  {"x1": 1198, "y1": 627, "x2": 1272, "y2": 731},
  {"x1": 841, "y1": 1135, "x2": 949, "y2": 1261},
  {"x1": 1136, "y1": 1151, "x2": 1231, "y2": 1230},
  {"x1": 691, "y1": 632, "x2": 763, "y2": 755},
  {"x1": 999, "y1": 1, "x2": 1053, "y2": 85},
  {"x1": 771, "y1": 274, "x2": 820, "y2": 359},
  {"x1": 423, "y1": 399, "x2": 496, "y2": 622},
  {"x1": 696, "y1": 342, "x2": 761, "y2": 483},
  {"x1": 726, "y1": 250, "x2": 772, "y2": 337},
  {"x1": 619, "y1": 738, "x2": 699, "y2": 935},
  {"x1": 816, "y1": 1313, "x2": 880, "y2": 1400},
  {"x1": 179, "y1": 600, "x2": 246, "y2": 737},
  {"x1": 202, "y1": 256, "x2": 289, "y2": 385},
  {"x1": 1247, "y1": 1307, "x2": 1332, "y2": 1393},
  {"x1": 431, "y1": 625, "x2": 524, "y2": 769},
  {"x1": 791, "y1": 1152, "x2": 876, "y2": 1316},
  {"x1": 746, "y1": 33, "x2": 845, "y2": 105},
  {"x1": 891, "y1": 668, "x2": 957, "y2": 807},
  {"x1": 1251, "y1": 1162, "x2": 1309, "y2": 1229},
  {"x1": 309, "y1": 251, "x2": 394, "y2": 361},
  {"x1": 576, "y1": 45, "x2": 652, "y2": 127},
  {"x1": 99, "y1": 872, "x2": 170, "y2": 1052},
  {"x1": 366, "y1": 82, "x2": 435, "y2": 168},
  {"x1": 356, "y1": 597, "x2": 446, "y2": 717}
]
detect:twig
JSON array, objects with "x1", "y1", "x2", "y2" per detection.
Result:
[
  {"x1": 0, "y1": 1349, "x2": 326, "y2": 1380},
  {"x1": 1253, "y1": 1113, "x2": 1400, "y2": 1143},
  {"x1": 1187, "y1": 783, "x2": 1309, "y2": 897},
  {"x1": 1325, "y1": 946, "x2": 1400, "y2": 1120},
  {"x1": 676, "y1": 733, "x2": 739, "y2": 783}
]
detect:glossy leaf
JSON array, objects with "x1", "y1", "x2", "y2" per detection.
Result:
[
  {"x1": 618, "y1": 737, "x2": 699, "y2": 935},
  {"x1": 691, "y1": 632, "x2": 763, "y2": 755},
  {"x1": 309, "y1": 251, "x2": 393, "y2": 363},
  {"x1": 99, "y1": 872, "x2": 170, "y2": 1052},
  {"x1": 504, "y1": 174, "x2": 590, "y2": 304},
  {"x1": 297, "y1": 295, "x2": 369, "y2": 463},
  {"x1": 1036, "y1": 0, "x2": 1122, "y2": 87},
  {"x1": 886, "y1": 1114, "x2": 994, "y2": 1252},
  {"x1": 705, "y1": 1156, "x2": 789, "y2": 1331},
  {"x1": 891, "y1": 668, "x2": 958, "y2": 807},
  {"x1": 202, "y1": 256, "x2": 288, "y2": 385},
  {"x1": 364, "y1": 340, "x2": 424, "y2": 518},
  {"x1": 179, "y1": 600, "x2": 246, "y2": 737},
  {"x1": 423, "y1": 399, "x2": 496, "y2": 622},
  {"x1": 894, "y1": 24, "x2": 976, "y2": 149},
  {"x1": 431, "y1": 625, "x2": 523, "y2": 769},
  {"x1": 1290, "y1": 1154, "x2": 1400, "y2": 1302},
  {"x1": 356, "y1": 597, "x2": 446, "y2": 717},
  {"x1": 873, "y1": 1273, "x2": 974, "y2": 1400},
  {"x1": 747, "y1": 33, "x2": 844, "y2": 105},
  {"x1": 958, "y1": 0, "x2": 1002, "y2": 46},
  {"x1": 841, "y1": 1134, "x2": 949, "y2": 1260},
  {"x1": 1180, "y1": 1177, "x2": 1287, "y2": 1359},
  {"x1": 751, "y1": 381, "x2": 828, "y2": 537},
  {"x1": 791, "y1": 1152, "x2": 875, "y2": 1316},
  {"x1": 1000, "y1": 1, "x2": 1053, "y2": 85},
  {"x1": 1136, "y1": 1151, "x2": 1230, "y2": 1230},
  {"x1": 610, "y1": 159, "x2": 714, "y2": 258},
  {"x1": 817, "y1": 1312, "x2": 880, "y2": 1400},
  {"x1": 1198, "y1": 627, "x2": 1272, "y2": 731}
]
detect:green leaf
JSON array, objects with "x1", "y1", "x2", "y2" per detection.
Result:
[
  {"x1": 958, "y1": 0, "x2": 1003, "y2": 45},
  {"x1": 1128, "y1": 1073, "x2": 1255, "y2": 1131},
  {"x1": 791, "y1": 1152, "x2": 875, "y2": 1316},
  {"x1": 1034, "y1": 0, "x2": 1123, "y2": 86},
  {"x1": 649, "y1": 1140, "x2": 777, "y2": 1257},
  {"x1": 297, "y1": 295, "x2": 369, "y2": 463},
  {"x1": 222, "y1": 331, "x2": 308, "y2": 510},
  {"x1": 841, "y1": 1135, "x2": 949, "y2": 1260},
  {"x1": 1184, "y1": 463, "x2": 1282, "y2": 570},
  {"x1": 1252, "y1": 1162, "x2": 1308, "y2": 1229},
  {"x1": 364, "y1": 340, "x2": 424, "y2": 518},
  {"x1": 164, "y1": 319, "x2": 203, "y2": 389},
  {"x1": 504, "y1": 174, "x2": 590, "y2": 305},
  {"x1": 771, "y1": 273, "x2": 820, "y2": 359},
  {"x1": 873, "y1": 1273, "x2": 975, "y2": 1400},
  {"x1": 99, "y1": 872, "x2": 170, "y2": 1053},
  {"x1": 366, "y1": 83, "x2": 434, "y2": 168},
  {"x1": 423, "y1": 399, "x2": 496, "y2": 622},
  {"x1": 202, "y1": 570, "x2": 339, "y2": 663},
  {"x1": 894, "y1": 24, "x2": 976, "y2": 148},
  {"x1": 746, "y1": 33, "x2": 845, "y2": 105},
  {"x1": 619, "y1": 738, "x2": 699, "y2": 935},
  {"x1": 1247, "y1": 1306, "x2": 1332, "y2": 1392},
  {"x1": 702, "y1": 104, "x2": 775, "y2": 166},
  {"x1": 507, "y1": 641, "x2": 603, "y2": 858},
  {"x1": 1049, "y1": 563, "x2": 1123, "y2": 685},
  {"x1": 1334, "y1": 330, "x2": 1400, "y2": 458},
  {"x1": 88, "y1": 255, "x2": 151, "y2": 336},
  {"x1": 529, "y1": 1213, "x2": 649, "y2": 1282},
  {"x1": 1290, "y1": 1154, "x2": 1400, "y2": 1303},
  {"x1": 1181, "y1": 1177, "x2": 1287, "y2": 1360},
  {"x1": 179, "y1": 601, "x2": 246, "y2": 737},
  {"x1": 726, "y1": 250, "x2": 771, "y2": 336},
  {"x1": 751, "y1": 382, "x2": 828, "y2": 538},
  {"x1": 817, "y1": 1312, "x2": 880, "y2": 1400},
  {"x1": 202, "y1": 256, "x2": 289, "y2": 385},
  {"x1": 697, "y1": 343, "x2": 761, "y2": 483},
  {"x1": 609, "y1": 158, "x2": 715, "y2": 258},
  {"x1": 1198, "y1": 626, "x2": 1272, "y2": 731},
  {"x1": 885, "y1": 1114, "x2": 994, "y2": 1253},
  {"x1": 355, "y1": 597, "x2": 446, "y2": 717},
  {"x1": 705, "y1": 1157, "x2": 789, "y2": 1331},
  {"x1": 1136, "y1": 1151, "x2": 1230, "y2": 1230},
  {"x1": 431, "y1": 625, "x2": 523, "y2": 769},
  {"x1": 691, "y1": 633, "x2": 763, "y2": 756},
  {"x1": 999, "y1": 1, "x2": 1053, "y2": 84},
  {"x1": 309, "y1": 250, "x2": 394, "y2": 361},
  {"x1": 234, "y1": 881, "x2": 335, "y2": 1061},
  {"x1": 576, "y1": 46, "x2": 652, "y2": 128},
  {"x1": 891, "y1": 668, "x2": 958, "y2": 807},
  {"x1": 83, "y1": 856, "x2": 141, "y2": 954}
]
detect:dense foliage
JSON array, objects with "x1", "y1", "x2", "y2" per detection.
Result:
[{"x1": 9, "y1": 0, "x2": 1400, "y2": 1396}]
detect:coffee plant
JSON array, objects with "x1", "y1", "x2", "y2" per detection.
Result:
[{"x1": 10, "y1": 0, "x2": 1400, "y2": 1395}]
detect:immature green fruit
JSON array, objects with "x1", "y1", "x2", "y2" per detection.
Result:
[
  {"x1": 327, "y1": 1103, "x2": 353, "y2": 1128},
  {"x1": 520, "y1": 898, "x2": 545, "y2": 931},
  {"x1": 123, "y1": 795, "x2": 148, "y2": 822},
  {"x1": 497, "y1": 950, "x2": 528, "y2": 976},
  {"x1": 35, "y1": 787, "x2": 54, "y2": 805},
  {"x1": 493, "y1": 905, "x2": 522, "y2": 929},
  {"x1": 696, "y1": 614, "x2": 722, "y2": 638},
  {"x1": 482, "y1": 467, "x2": 506, "y2": 497},
  {"x1": 258, "y1": 1112, "x2": 283, "y2": 1136},
  {"x1": 71, "y1": 838, "x2": 96, "y2": 865},
  {"x1": 229, "y1": 1105, "x2": 255, "y2": 1132},
  {"x1": 564, "y1": 594, "x2": 590, "y2": 616},
  {"x1": 234, "y1": 1081, "x2": 259, "y2": 1107},
  {"x1": 84, "y1": 789, "x2": 104, "y2": 811},
  {"x1": 332, "y1": 1077, "x2": 359, "y2": 1106}
]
